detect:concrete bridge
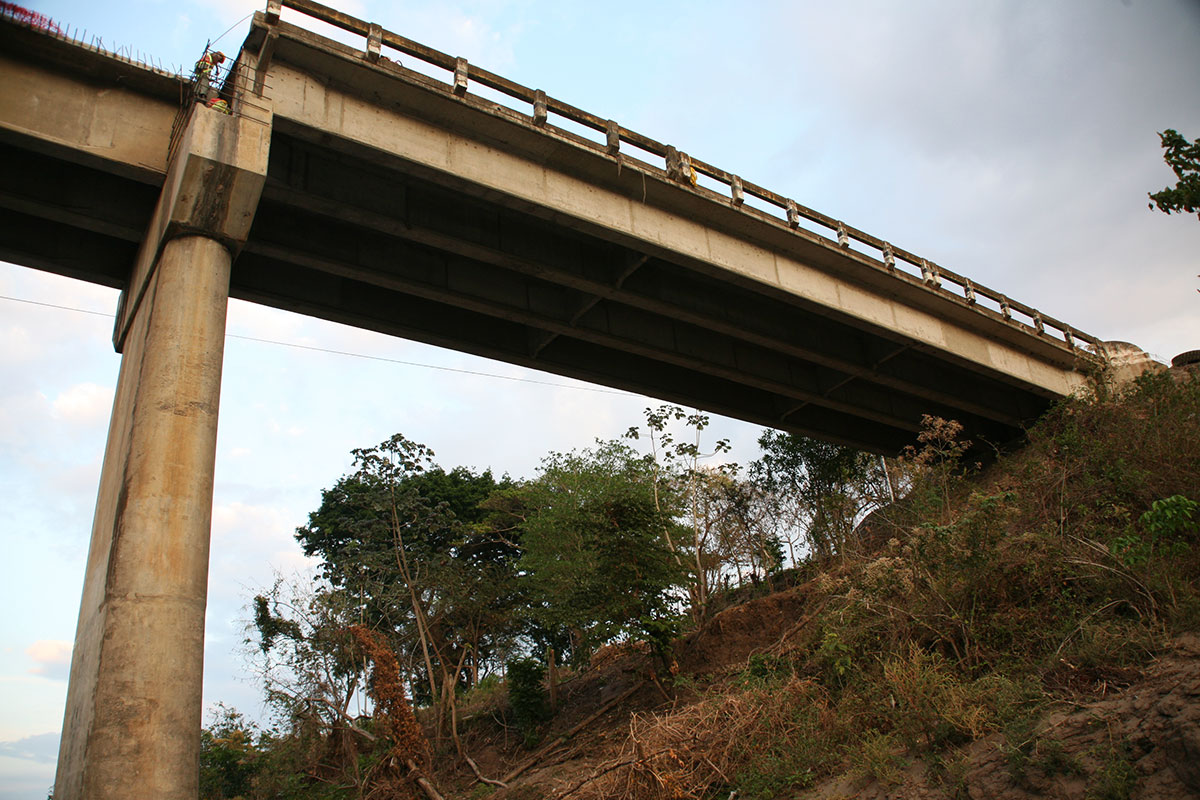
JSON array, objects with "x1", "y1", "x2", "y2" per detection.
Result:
[{"x1": 0, "y1": 1, "x2": 1128, "y2": 797}]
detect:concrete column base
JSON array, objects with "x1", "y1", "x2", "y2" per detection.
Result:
[{"x1": 55, "y1": 235, "x2": 232, "y2": 800}]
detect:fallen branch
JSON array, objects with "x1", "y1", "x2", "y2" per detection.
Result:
[
  {"x1": 502, "y1": 680, "x2": 647, "y2": 784},
  {"x1": 550, "y1": 740, "x2": 697, "y2": 799},
  {"x1": 549, "y1": 756, "x2": 636, "y2": 799},
  {"x1": 407, "y1": 759, "x2": 446, "y2": 800},
  {"x1": 465, "y1": 753, "x2": 507, "y2": 788},
  {"x1": 648, "y1": 672, "x2": 673, "y2": 703}
]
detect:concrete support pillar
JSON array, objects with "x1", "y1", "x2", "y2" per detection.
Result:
[
  {"x1": 55, "y1": 100, "x2": 270, "y2": 800},
  {"x1": 55, "y1": 236, "x2": 232, "y2": 799}
]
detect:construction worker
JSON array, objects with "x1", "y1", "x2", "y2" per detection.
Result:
[{"x1": 193, "y1": 50, "x2": 225, "y2": 102}]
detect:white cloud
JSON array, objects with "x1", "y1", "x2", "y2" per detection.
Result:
[
  {"x1": 50, "y1": 383, "x2": 113, "y2": 426},
  {"x1": 0, "y1": 392, "x2": 51, "y2": 449},
  {"x1": 0, "y1": 731, "x2": 58, "y2": 764},
  {"x1": 0, "y1": 325, "x2": 37, "y2": 366},
  {"x1": 211, "y1": 501, "x2": 317, "y2": 571},
  {"x1": 25, "y1": 641, "x2": 71, "y2": 682}
]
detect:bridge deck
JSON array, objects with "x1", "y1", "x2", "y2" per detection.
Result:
[{"x1": 0, "y1": 5, "x2": 1104, "y2": 453}]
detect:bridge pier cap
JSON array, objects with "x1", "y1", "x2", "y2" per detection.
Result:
[{"x1": 55, "y1": 101, "x2": 270, "y2": 800}]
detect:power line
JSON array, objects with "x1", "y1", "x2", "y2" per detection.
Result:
[
  {"x1": 1, "y1": 294, "x2": 112, "y2": 317},
  {"x1": 0, "y1": 293, "x2": 630, "y2": 396}
]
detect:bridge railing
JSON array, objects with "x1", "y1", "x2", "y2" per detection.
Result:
[{"x1": 266, "y1": 0, "x2": 1104, "y2": 360}]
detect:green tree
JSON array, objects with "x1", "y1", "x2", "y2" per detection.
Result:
[
  {"x1": 517, "y1": 440, "x2": 688, "y2": 664},
  {"x1": 199, "y1": 705, "x2": 262, "y2": 800},
  {"x1": 293, "y1": 435, "x2": 522, "y2": 745},
  {"x1": 505, "y1": 657, "x2": 550, "y2": 746},
  {"x1": 1148, "y1": 128, "x2": 1200, "y2": 219},
  {"x1": 751, "y1": 432, "x2": 884, "y2": 560},
  {"x1": 625, "y1": 405, "x2": 732, "y2": 622}
]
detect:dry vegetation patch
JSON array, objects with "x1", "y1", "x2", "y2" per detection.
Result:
[{"x1": 464, "y1": 372, "x2": 1200, "y2": 800}]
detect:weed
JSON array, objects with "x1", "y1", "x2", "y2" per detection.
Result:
[
  {"x1": 1113, "y1": 494, "x2": 1197, "y2": 567},
  {"x1": 816, "y1": 631, "x2": 854, "y2": 687},
  {"x1": 733, "y1": 756, "x2": 815, "y2": 800},
  {"x1": 740, "y1": 652, "x2": 790, "y2": 687},
  {"x1": 558, "y1": 375, "x2": 1200, "y2": 800},
  {"x1": 881, "y1": 646, "x2": 1001, "y2": 750},
  {"x1": 1035, "y1": 737, "x2": 1084, "y2": 778},
  {"x1": 928, "y1": 751, "x2": 972, "y2": 800},
  {"x1": 848, "y1": 729, "x2": 908, "y2": 785},
  {"x1": 1087, "y1": 739, "x2": 1138, "y2": 800}
]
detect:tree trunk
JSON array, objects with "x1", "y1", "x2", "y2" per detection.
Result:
[
  {"x1": 389, "y1": 492, "x2": 442, "y2": 741},
  {"x1": 546, "y1": 646, "x2": 559, "y2": 712}
]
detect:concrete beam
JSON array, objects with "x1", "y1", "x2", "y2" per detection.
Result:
[
  {"x1": 0, "y1": 46, "x2": 179, "y2": 183},
  {"x1": 227, "y1": 249, "x2": 981, "y2": 454},
  {"x1": 243, "y1": 233, "x2": 937, "y2": 434},
  {"x1": 256, "y1": 172, "x2": 1040, "y2": 428},
  {"x1": 261, "y1": 54, "x2": 1088, "y2": 398},
  {"x1": 0, "y1": 141, "x2": 156, "y2": 244},
  {"x1": 0, "y1": 206, "x2": 137, "y2": 288}
]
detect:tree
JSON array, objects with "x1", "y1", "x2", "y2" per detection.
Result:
[
  {"x1": 625, "y1": 405, "x2": 732, "y2": 623},
  {"x1": 293, "y1": 435, "x2": 522, "y2": 745},
  {"x1": 517, "y1": 440, "x2": 688, "y2": 664},
  {"x1": 694, "y1": 469, "x2": 786, "y2": 590},
  {"x1": 248, "y1": 578, "x2": 367, "y2": 738},
  {"x1": 199, "y1": 705, "x2": 262, "y2": 800},
  {"x1": 751, "y1": 432, "x2": 886, "y2": 561},
  {"x1": 1148, "y1": 128, "x2": 1200, "y2": 219}
]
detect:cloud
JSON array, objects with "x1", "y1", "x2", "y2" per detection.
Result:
[
  {"x1": 25, "y1": 641, "x2": 71, "y2": 682},
  {"x1": 0, "y1": 391, "x2": 51, "y2": 449},
  {"x1": 50, "y1": 383, "x2": 113, "y2": 426},
  {"x1": 0, "y1": 324, "x2": 38, "y2": 366},
  {"x1": 741, "y1": 0, "x2": 1200, "y2": 357},
  {"x1": 0, "y1": 731, "x2": 59, "y2": 764},
  {"x1": 211, "y1": 501, "x2": 318, "y2": 571}
]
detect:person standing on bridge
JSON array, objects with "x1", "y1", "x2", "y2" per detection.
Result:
[{"x1": 193, "y1": 49, "x2": 225, "y2": 102}]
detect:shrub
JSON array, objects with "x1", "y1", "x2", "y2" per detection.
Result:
[{"x1": 506, "y1": 658, "x2": 549, "y2": 745}]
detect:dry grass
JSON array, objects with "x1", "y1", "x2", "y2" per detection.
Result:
[
  {"x1": 541, "y1": 372, "x2": 1200, "y2": 800},
  {"x1": 565, "y1": 675, "x2": 835, "y2": 800}
]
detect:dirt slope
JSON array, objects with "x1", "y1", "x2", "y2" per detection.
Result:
[
  {"x1": 444, "y1": 589, "x2": 1200, "y2": 800},
  {"x1": 812, "y1": 633, "x2": 1200, "y2": 800}
]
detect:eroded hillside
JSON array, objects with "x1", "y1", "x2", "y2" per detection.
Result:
[{"x1": 435, "y1": 370, "x2": 1200, "y2": 800}]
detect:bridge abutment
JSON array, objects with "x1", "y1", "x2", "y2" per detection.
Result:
[{"x1": 55, "y1": 102, "x2": 269, "y2": 800}]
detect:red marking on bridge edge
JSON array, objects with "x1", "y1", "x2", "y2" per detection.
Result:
[{"x1": 0, "y1": 2, "x2": 62, "y2": 34}]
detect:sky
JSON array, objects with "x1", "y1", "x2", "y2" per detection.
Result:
[{"x1": 1, "y1": 0, "x2": 1198, "y2": 796}]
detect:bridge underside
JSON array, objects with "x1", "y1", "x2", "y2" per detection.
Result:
[
  {"x1": 0, "y1": 124, "x2": 1056, "y2": 454},
  {"x1": 1, "y1": 13, "x2": 1094, "y2": 456}
]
